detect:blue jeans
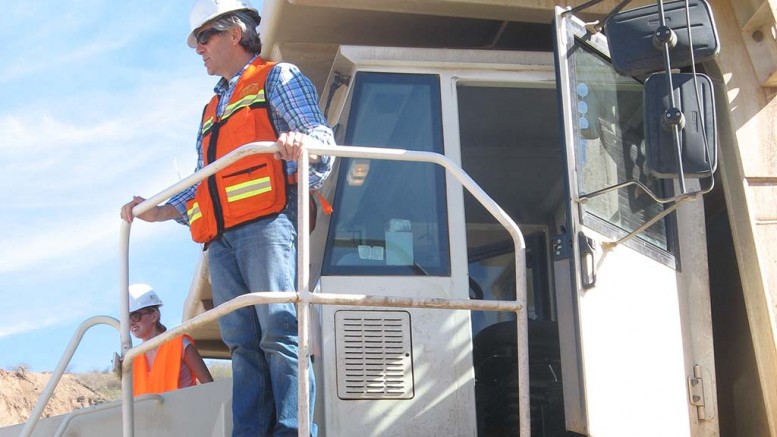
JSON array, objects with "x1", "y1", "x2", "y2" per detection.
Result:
[{"x1": 208, "y1": 197, "x2": 316, "y2": 437}]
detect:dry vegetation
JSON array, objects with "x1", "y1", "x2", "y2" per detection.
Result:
[{"x1": 0, "y1": 366, "x2": 111, "y2": 427}]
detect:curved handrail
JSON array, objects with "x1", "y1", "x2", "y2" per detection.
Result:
[
  {"x1": 119, "y1": 142, "x2": 529, "y2": 437},
  {"x1": 19, "y1": 316, "x2": 121, "y2": 437}
]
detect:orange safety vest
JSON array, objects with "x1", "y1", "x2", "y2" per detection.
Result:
[
  {"x1": 186, "y1": 58, "x2": 288, "y2": 243},
  {"x1": 133, "y1": 334, "x2": 196, "y2": 396}
]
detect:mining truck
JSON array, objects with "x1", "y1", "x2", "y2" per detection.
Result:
[{"x1": 5, "y1": 0, "x2": 776, "y2": 436}]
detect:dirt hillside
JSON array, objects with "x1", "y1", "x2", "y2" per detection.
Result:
[{"x1": 0, "y1": 368, "x2": 113, "y2": 427}]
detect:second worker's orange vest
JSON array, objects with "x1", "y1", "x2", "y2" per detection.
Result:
[
  {"x1": 186, "y1": 58, "x2": 287, "y2": 243},
  {"x1": 133, "y1": 334, "x2": 196, "y2": 396}
]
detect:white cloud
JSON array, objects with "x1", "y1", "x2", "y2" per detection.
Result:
[
  {"x1": 0, "y1": 0, "x2": 253, "y2": 370},
  {"x1": 0, "y1": 311, "x2": 75, "y2": 339},
  {"x1": 0, "y1": 72, "x2": 210, "y2": 274},
  {"x1": 0, "y1": 212, "x2": 115, "y2": 274},
  {"x1": 0, "y1": 272, "x2": 110, "y2": 339},
  {"x1": 0, "y1": 36, "x2": 135, "y2": 83},
  {"x1": 0, "y1": 298, "x2": 100, "y2": 338},
  {"x1": 1, "y1": 113, "x2": 123, "y2": 151}
]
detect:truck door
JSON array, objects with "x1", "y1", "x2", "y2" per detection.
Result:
[{"x1": 553, "y1": 7, "x2": 718, "y2": 437}]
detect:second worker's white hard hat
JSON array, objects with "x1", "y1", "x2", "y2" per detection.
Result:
[
  {"x1": 187, "y1": 0, "x2": 261, "y2": 48},
  {"x1": 128, "y1": 283, "x2": 164, "y2": 313}
]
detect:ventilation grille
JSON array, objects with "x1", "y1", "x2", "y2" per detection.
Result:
[{"x1": 335, "y1": 310, "x2": 414, "y2": 400}]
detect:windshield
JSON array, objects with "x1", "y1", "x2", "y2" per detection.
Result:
[{"x1": 322, "y1": 72, "x2": 451, "y2": 276}]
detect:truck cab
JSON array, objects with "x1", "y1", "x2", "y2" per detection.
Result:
[
  {"x1": 10, "y1": 0, "x2": 777, "y2": 436},
  {"x1": 183, "y1": 3, "x2": 720, "y2": 436}
]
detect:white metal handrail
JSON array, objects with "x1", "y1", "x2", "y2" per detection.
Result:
[
  {"x1": 19, "y1": 316, "x2": 121, "y2": 437},
  {"x1": 119, "y1": 141, "x2": 529, "y2": 437}
]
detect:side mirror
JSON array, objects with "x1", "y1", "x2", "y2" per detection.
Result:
[
  {"x1": 604, "y1": 0, "x2": 719, "y2": 77},
  {"x1": 643, "y1": 73, "x2": 717, "y2": 178}
]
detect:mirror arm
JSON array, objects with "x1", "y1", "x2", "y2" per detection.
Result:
[
  {"x1": 600, "y1": 200, "x2": 684, "y2": 250},
  {"x1": 578, "y1": 172, "x2": 715, "y2": 205},
  {"x1": 579, "y1": 175, "x2": 716, "y2": 251},
  {"x1": 654, "y1": 0, "x2": 690, "y2": 194},
  {"x1": 564, "y1": 0, "x2": 635, "y2": 34},
  {"x1": 579, "y1": 178, "x2": 678, "y2": 205},
  {"x1": 565, "y1": 0, "x2": 634, "y2": 17},
  {"x1": 563, "y1": 0, "x2": 607, "y2": 15}
]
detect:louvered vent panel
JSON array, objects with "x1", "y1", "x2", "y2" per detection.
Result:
[{"x1": 335, "y1": 311, "x2": 413, "y2": 400}]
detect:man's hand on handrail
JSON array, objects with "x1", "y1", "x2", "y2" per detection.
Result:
[
  {"x1": 120, "y1": 196, "x2": 181, "y2": 223},
  {"x1": 275, "y1": 132, "x2": 320, "y2": 164}
]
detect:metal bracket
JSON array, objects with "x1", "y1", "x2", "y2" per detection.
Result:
[
  {"x1": 688, "y1": 364, "x2": 709, "y2": 421},
  {"x1": 112, "y1": 352, "x2": 123, "y2": 379},
  {"x1": 552, "y1": 232, "x2": 572, "y2": 261},
  {"x1": 688, "y1": 375, "x2": 704, "y2": 407}
]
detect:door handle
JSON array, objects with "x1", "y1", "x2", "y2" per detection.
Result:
[{"x1": 579, "y1": 232, "x2": 597, "y2": 289}]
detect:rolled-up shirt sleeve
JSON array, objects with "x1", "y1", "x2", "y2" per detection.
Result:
[
  {"x1": 168, "y1": 183, "x2": 197, "y2": 225},
  {"x1": 267, "y1": 62, "x2": 335, "y2": 190}
]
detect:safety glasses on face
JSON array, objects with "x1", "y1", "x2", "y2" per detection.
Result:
[
  {"x1": 196, "y1": 27, "x2": 224, "y2": 46},
  {"x1": 129, "y1": 308, "x2": 155, "y2": 323}
]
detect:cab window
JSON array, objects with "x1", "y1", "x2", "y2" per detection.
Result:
[{"x1": 322, "y1": 72, "x2": 450, "y2": 276}]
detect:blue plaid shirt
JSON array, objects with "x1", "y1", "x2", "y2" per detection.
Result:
[{"x1": 168, "y1": 56, "x2": 334, "y2": 223}]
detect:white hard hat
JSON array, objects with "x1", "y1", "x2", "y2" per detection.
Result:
[
  {"x1": 128, "y1": 283, "x2": 163, "y2": 313},
  {"x1": 187, "y1": 0, "x2": 260, "y2": 48}
]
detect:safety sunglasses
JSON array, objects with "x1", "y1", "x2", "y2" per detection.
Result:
[
  {"x1": 196, "y1": 27, "x2": 225, "y2": 46},
  {"x1": 129, "y1": 308, "x2": 155, "y2": 323}
]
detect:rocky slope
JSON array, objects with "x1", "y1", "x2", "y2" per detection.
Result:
[{"x1": 0, "y1": 368, "x2": 111, "y2": 427}]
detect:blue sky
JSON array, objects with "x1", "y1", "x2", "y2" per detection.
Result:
[{"x1": 0, "y1": 0, "x2": 263, "y2": 372}]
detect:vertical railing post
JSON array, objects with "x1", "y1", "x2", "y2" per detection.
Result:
[
  {"x1": 297, "y1": 149, "x2": 312, "y2": 437},
  {"x1": 119, "y1": 221, "x2": 135, "y2": 437}
]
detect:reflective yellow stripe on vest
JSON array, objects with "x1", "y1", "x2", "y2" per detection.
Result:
[
  {"x1": 187, "y1": 202, "x2": 202, "y2": 223},
  {"x1": 200, "y1": 90, "x2": 266, "y2": 137},
  {"x1": 222, "y1": 90, "x2": 266, "y2": 120},
  {"x1": 225, "y1": 177, "x2": 272, "y2": 202},
  {"x1": 201, "y1": 117, "x2": 214, "y2": 136}
]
